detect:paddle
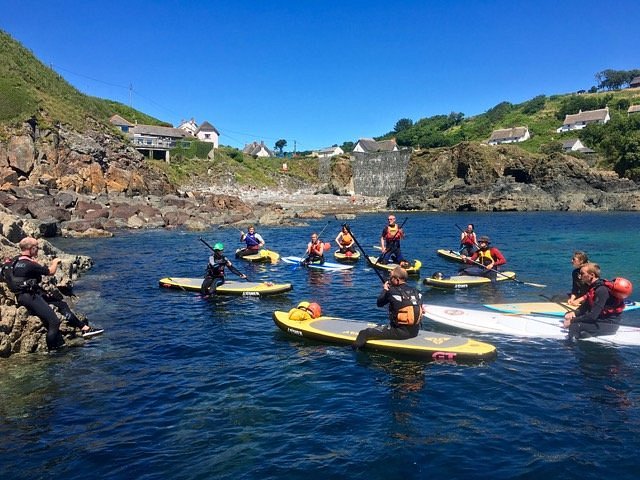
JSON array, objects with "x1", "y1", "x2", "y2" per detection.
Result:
[
  {"x1": 378, "y1": 217, "x2": 408, "y2": 263},
  {"x1": 293, "y1": 221, "x2": 330, "y2": 270},
  {"x1": 236, "y1": 227, "x2": 279, "y2": 263},
  {"x1": 453, "y1": 250, "x2": 547, "y2": 288},
  {"x1": 344, "y1": 224, "x2": 386, "y2": 283},
  {"x1": 199, "y1": 237, "x2": 249, "y2": 281}
]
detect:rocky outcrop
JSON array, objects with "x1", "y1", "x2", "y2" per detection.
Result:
[
  {"x1": 387, "y1": 143, "x2": 640, "y2": 211},
  {"x1": 1, "y1": 119, "x2": 173, "y2": 196},
  {"x1": 0, "y1": 208, "x2": 93, "y2": 356}
]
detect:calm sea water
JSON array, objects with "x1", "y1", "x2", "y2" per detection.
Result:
[{"x1": 1, "y1": 211, "x2": 639, "y2": 480}]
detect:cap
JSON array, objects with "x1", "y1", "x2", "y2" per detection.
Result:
[{"x1": 478, "y1": 236, "x2": 491, "y2": 244}]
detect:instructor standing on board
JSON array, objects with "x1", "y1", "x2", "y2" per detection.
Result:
[{"x1": 353, "y1": 266, "x2": 422, "y2": 349}]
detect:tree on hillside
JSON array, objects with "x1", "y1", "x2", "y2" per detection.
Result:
[
  {"x1": 275, "y1": 139, "x2": 287, "y2": 154},
  {"x1": 595, "y1": 69, "x2": 640, "y2": 91},
  {"x1": 394, "y1": 118, "x2": 413, "y2": 133}
]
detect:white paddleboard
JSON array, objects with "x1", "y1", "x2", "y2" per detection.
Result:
[
  {"x1": 422, "y1": 304, "x2": 640, "y2": 345},
  {"x1": 281, "y1": 256, "x2": 354, "y2": 271}
]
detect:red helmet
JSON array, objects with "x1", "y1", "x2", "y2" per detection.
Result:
[
  {"x1": 610, "y1": 277, "x2": 633, "y2": 299},
  {"x1": 307, "y1": 302, "x2": 322, "y2": 319}
]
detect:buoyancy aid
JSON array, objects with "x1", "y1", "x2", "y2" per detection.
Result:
[
  {"x1": 384, "y1": 224, "x2": 404, "y2": 241},
  {"x1": 586, "y1": 279, "x2": 625, "y2": 318},
  {"x1": 461, "y1": 232, "x2": 476, "y2": 246},
  {"x1": 6, "y1": 255, "x2": 41, "y2": 294},
  {"x1": 244, "y1": 232, "x2": 260, "y2": 248},
  {"x1": 339, "y1": 232, "x2": 353, "y2": 246},
  {"x1": 310, "y1": 240, "x2": 323, "y2": 255},
  {"x1": 391, "y1": 285, "x2": 422, "y2": 327},
  {"x1": 476, "y1": 248, "x2": 495, "y2": 266},
  {"x1": 206, "y1": 255, "x2": 227, "y2": 277}
]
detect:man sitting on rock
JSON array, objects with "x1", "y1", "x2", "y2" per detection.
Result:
[{"x1": 8, "y1": 237, "x2": 102, "y2": 351}]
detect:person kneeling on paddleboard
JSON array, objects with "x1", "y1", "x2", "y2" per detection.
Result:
[
  {"x1": 353, "y1": 266, "x2": 423, "y2": 350},
  {"x1": 460, "y1": 236, "x2": 506, "y2": 281},
  {"x1": 201, "y1": 243, "x2": 247, "y2": 296},
  {"x1": 335, "y1": 225, "x2": 356, "y2": 254},
  {"x1": 237, "y1": 225, "x2": 266, "y2": 258},
  {"x1": 563, "y1": 263, "x2": 631, "y2": 340},
  {"x1": 303, "y1": 233, "x2": 325, "y2": 265}
]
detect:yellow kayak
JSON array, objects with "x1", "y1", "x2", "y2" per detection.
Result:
[
  {"x1": 234, "y1": 249, "x2": 280, "y2": 263},
  {"x1": 366, "y1": 257, "x2": 422, "y2": 276}
]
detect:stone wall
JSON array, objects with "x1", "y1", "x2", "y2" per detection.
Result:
[{"x1": 351, "y1": 150, "x2": 410, "y2": 196}]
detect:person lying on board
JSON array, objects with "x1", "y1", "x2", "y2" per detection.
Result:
[
  {"x1": 303, "y1": 232, "x2": 325, "y2": 265},
  {"x1": 335, "y1": 224, "x2": 356, "y2": 254},
  {"x1": 353, "y1": 266, "x2": 424, "y2": 349},
  {"x1": 459, "y1": 223, "x2": 477, "y2": 257},
  {"x1": 201, "y1": 243, "x2": 247, "y2": 295},
  {"x1": 563, "y1": 262, "x2": 628, "y2": 340},
  {"x1": 379, "y1": 214, "x2": 405, "y2": 265},
  {"x1": 237, "y1": 225, "x2": 266, "y2": 258},
  {"x1": 459, "y1": 236, "x2": 506, "y2": 281}
]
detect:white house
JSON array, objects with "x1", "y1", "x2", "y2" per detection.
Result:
[
  {"x1": 561, "y1": 138, "x2": 593, "y2": 153},
  {"x1": 195, "y1": 121, "x2": 220, "y2": 148},
  {"x1": 177, "y1": 118, "x2": 198, "y2": 136},
  {"x1": 353, "y1": 138, "x2": 398, "y2": 153},
  {"x1": 243, "y1": 141, "x2": 274, "y2": 158},
  {"x1": 556, "y1": 107, "x2": 610, "y2": 133},
  {"x1": 314, "y1": 146, "x2": 344, "y2": 158},
  {"x1": 487, "y1": 127, "x2": 530, "y2": 145}
]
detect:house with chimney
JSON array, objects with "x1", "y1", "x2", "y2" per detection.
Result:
[
  {"x1": 487, "y1": 127, "x2": 530, "y2": 145},
  {"x1": 556, "y1": 107, "x2": 610, "y2": 133},
  {"x1": 313, "y1": 146, "x2": 344, "y2": 158},
  {"x1": 177, "y1": 118, "x2": 198, "y2": 136},
  {"x1": 353, "y1": 138, "x2": 399, "y2": 153},
  {"x1": 243, "y1": 141, "x2": 274, "y2": 157}
]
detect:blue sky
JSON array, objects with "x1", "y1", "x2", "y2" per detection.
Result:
[{"x1": 2, "y1": 0, "x2": 639, "y2": 152}]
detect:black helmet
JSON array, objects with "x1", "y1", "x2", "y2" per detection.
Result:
[{"x1": 431, "y1": 271, "x2": 445, "y2": 280}]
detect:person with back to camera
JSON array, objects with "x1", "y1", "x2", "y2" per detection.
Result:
[
  {"x1": 459, "y1": 223, "x2": 477, "y2": 257},
  {"x1": 460, "y1": 235, "x2": 506, "y2": 281},
  {"x1": 8, "y1": 237, "x2": 102, "y2": 351},
  {"x1": 353, "y1": 266, "x2": 423, "y2": 350},
  {"x1": 201, "y1": 243, "x2": 247, "y2": 296},
  {"x1": 563, "y1": 262, "x2": 631, "y2": 340}
]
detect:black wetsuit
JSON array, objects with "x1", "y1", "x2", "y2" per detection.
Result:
[
  {"x1": 11, "y1": 256, "x2": 87, "y2": 350},
  {"x1": 568, "y1": 280, "x2": 621, "y2": 339},
  {"x1": 570, "y1": 267, "x2": 589, "y2": 299},
  {"x1": 354, "y1": 282, "x2": 422, "y2": 348},
  {"x1": 201, "y1": 253, "x2": 244, "y2": 295}
]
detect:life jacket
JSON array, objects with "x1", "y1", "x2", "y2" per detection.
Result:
[
  {"x1": 461, "y1": 232, "x2": 476, "y2": 246},
  {"x1": 339, "y1": 232, "x2": 353, "y2": 246},
  {"x1": 206, "y1": 255, "x2": 227, "y2": 277},
  {"x1": 586, "y1": 279, "x2": 625, "y2": 318},
  {"x1": 310, "y1": 240, "x2": 323, "y2": 256},
  {"x1": 384, "y1": 224, "x2": 403, "y2": 241},
  {"x1": 476, "y1": 248, "x2": 495, "y2": 266},
  {"x1": 2, "y1": 255, "x2": 40, "y2": 294},
  {"x1": 392, "y1": 285, "x2": 422, "y2": 327},
  {"x1": 244, "y1": 233, "x2": 260, "y2": 248}
]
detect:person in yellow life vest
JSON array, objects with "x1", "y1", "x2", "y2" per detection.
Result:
[
  {"x1": 335, "y1": 224, "x2": 356, "y2": 254},
  {"x1": 379, "y1": 214, "x2": 405, "y2": 265},
  {"x1": 353, "y1": 266, "x2": 423, "y2": 349},
  {"x1": 460, "y1": 235, "x2": 506, "y2": 281},
  {"x1": 303, "y1": 232, "x2": 325, "y2": 265}
]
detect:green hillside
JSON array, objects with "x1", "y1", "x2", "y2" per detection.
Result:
[{"x1": 0, "y1": 30, "x2": 166, "y2": 134}]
